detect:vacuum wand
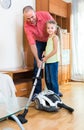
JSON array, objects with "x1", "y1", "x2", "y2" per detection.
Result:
[{"x1": 17, "y1": 62, "x2": 43, "y2": 124}]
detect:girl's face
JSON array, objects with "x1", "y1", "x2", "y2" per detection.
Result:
[{"x1": 47, "y1": 23, "x2": 56, "y2": 35}]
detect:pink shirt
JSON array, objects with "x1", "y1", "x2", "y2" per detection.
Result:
[{"x1": 24, "y1": 11, "x2": 54, "y2": 45}]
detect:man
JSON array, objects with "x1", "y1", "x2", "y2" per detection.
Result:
[{"x1": 23, "y1": 6, "x2": 63, "y2": 99}]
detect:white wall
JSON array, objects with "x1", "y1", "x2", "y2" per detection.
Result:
[{"x1": 0, "y1": 0, "x2": 35, "y2": 70}]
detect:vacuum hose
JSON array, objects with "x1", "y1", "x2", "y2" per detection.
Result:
[{"x1": 57, "y1": 102, "x2": 74, "y2": 113}]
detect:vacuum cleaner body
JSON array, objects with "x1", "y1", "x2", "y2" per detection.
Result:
[
  {"x1": 34, "y1": 90, "x2": 61, "y2": 112},
  {"x1": 34, "y1": 90, "x2": 74, "y2": 113}
]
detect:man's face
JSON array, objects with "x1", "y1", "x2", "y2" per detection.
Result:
[{"x1": 24, "y1": 10, "x2": 36, "y2": 25}]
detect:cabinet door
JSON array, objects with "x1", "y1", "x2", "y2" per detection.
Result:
[
  {"x1": 36, "y1": 0, "x2": 49, "y2": 11},
  {"x1": 61, "y1": 33, "x2": 71, "y2": 83},
  {"x1": 49, "y1": 0, "x2": 67, "y2": 17}
]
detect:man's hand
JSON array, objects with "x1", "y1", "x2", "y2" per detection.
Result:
[{"x1": 37, "y1": 59, "x2": 42, "y2": 68}]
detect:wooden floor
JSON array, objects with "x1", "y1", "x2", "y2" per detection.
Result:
[{"x1": 0, "y1": 82, "x2": 84, "y2": 130}]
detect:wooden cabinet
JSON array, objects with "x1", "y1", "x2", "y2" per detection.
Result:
[
  {"x1": 36, "y1": 0, "x2": 71, "y2": 84},
  {"x1": 1, "y1": 67, "x2": 33, "y2": 97}
]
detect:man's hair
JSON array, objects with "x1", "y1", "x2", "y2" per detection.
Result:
[{"x1": 23, "y1": 5, "x2": 34, "y2": 13}]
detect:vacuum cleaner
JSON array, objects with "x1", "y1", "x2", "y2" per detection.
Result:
[
  {"x1": 15, "y1": 62, "x2": 74, "y2": 124},
  {"x1": 34, "y1": 89, "x2": 74, "y2": 112}
]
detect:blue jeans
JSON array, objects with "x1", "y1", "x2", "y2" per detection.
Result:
[
  {"x1": 45, "y1": 62, "x2": 59, "y2": 94},
  {"x1": 33, "y1": 41, "x2": 46, "y2": 94}
]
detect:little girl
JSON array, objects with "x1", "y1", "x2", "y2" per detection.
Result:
[{"x1": 42, "y1": 20, "x2": 63, "y2": 97}]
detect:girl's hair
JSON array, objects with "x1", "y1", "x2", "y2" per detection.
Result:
[
  {"x1": 56, "y1": 26, "x2": 61, "y2": 36},
  {"x1": 23, "y1": 5, "x2": 34, "y2": 13},
  {"x1": 46, "y1": 20, "x2": 57, "y2": 29}
]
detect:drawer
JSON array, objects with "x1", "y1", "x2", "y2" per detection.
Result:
[{"x1": 16, "y1": 81, "x2": 32, "y2": 97}]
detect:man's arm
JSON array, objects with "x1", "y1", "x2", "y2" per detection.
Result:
[
  {"x1": 30, "y1": 44, "x2": 42, "y2": 68},
  {"x1": 24, "y1": 24, "x2": 42, "y2": 67}
]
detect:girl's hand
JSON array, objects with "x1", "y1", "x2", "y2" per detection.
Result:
[{"x1": 42, "y1": 56, "x2": 47, "y2": 62}]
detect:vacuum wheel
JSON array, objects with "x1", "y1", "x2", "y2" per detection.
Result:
[{"x1": 34, "y1": 98, "x2": 42, "y2": 110}]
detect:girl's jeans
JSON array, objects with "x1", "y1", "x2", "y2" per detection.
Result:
[
  {"x1": 45, "y1": 62, "x2": 59, "y2": 94},
  {"x1": 33, "y1": 41, "x2": 46, "y2": 94}
]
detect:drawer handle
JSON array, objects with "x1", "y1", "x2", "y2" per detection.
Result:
[{"x1": 20, "y1": 88, "x2": 27, "y2": 91}]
